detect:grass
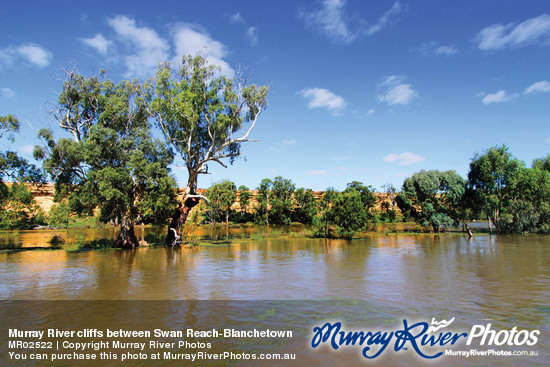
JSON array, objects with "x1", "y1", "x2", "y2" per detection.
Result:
[{"x1": 0, "y1": 237, "x2": 22, "y2": 250}]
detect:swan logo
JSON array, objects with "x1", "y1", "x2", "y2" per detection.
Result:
[{"x1": 427, "y1": 317, "x2": 455, "y2": 333}]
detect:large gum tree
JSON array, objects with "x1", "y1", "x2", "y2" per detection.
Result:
[
  {"x1": 150, "y1": 55, "x2": 269, "y2": 244},
  {"x1": 35, "y1": 71, "x2": 176, "y2": 247}
]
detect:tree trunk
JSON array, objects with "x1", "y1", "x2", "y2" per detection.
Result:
[
  {"x1": 115, "y1": 215, "x2": 139, "y2": 248},
  {"x1": 464, "y1": 223, "x2": 473, "y2": 237},
  {"x1": 166, "y1": 196, "x2": 201, "y2": 245},
  {"x1": 491, "y1": 209, "x2": 502, "y2": 234}
]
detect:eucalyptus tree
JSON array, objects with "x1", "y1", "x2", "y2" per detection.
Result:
[
  {"x1": 35, "y1": 72, "x2": 176, "y2": 247},
  {"x1": 292, "y1": 187, "x2": 317, "y2": 224},
  {"x1": 238, "y1": 185, "x2": 251, "y2": 215},
  {"x1": 397, "y1": 170, "x2": 466, "y2": 232},
  {"x1": 467, "y1": 145, "x2": 523, "y2": 234},
  {"x1": 256, "y1": 178, "x2": 273, "y2": 225},
  {"x1": 206, "y1": 179, "x2": 237, "y2": 224},
  {"x1": 313, "y1": 187, "x2": 339, "y2": 237},
  {"x1": 344, "y1": 181, "x2": 376, "y2": 219},
  {"x1": 333, "y1": 189, "x2": 368, "y2": 238},
  {"x1": 150, "y1": 55, "x2": 269, "y2": 243}
]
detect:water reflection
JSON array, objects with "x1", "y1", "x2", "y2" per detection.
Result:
[{"x1": 1, "y1": 228, "x2": 549, "y2": 366}]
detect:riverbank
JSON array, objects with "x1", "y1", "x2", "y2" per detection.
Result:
[{"x1": 0, "y1": 221, "x2": 498, "y2": 252}]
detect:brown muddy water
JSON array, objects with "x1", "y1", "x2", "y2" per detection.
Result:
[{"x1": 0, "y1": 226, "x2": 548, "y2": 366}]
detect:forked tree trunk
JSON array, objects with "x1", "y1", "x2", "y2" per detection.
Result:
[
  {"x1": 166, "y1": 196, "x2": 201, "y2": 245},
  {"x1": 115, "y1": 215, "x2": 139, "y2": 248}
]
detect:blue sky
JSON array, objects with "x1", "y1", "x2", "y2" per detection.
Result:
[{"x1": 1, "y1": 0, "x2": 549, "y2": 191}]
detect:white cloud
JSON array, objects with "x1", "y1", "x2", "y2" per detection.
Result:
[
  {"x1": 481, "y1": 90, "x2": 514, "y2": 104},
  {"x1": 269, "y1": 139, "x2": 297, "y2": 152},
  {"x1": 383, "y1": 152, "x2": 425, "y2": 165},
  {"x1": 230, "y1": 12, "x2": 245, "y2": 24},
  {"x1": 281, "y1": 139, "x2": 297, "y2": 146},
  {"x1": 300, "y1": 87, "x2": 346, "y2": 114},
  {"x1": 524, "y1": 80, "x2": 550, "y2": 95},
  {"x1": 0, "y1": 43, "x2": 52, "y2": 69},
  {"x1": 301, "y1": 0, "x2": 355, "y2": 44},
  {"x1": 172, "y1": 23, "x2": 234, "y2": 77},
  {"x1": 247, "y1": 27, "x2": 258, "y2": 46},
  {"x1": 435, "y1": 45, "x2": 459, "y2": 55},
  {"x1": 378, "y1": 75, "x2": 417, "y2": 105},
  {"x1": 108, "y1": 15, "x2": 170, "y2": 78},
  {"x1": 80, "y1": 33, "x2": 112, "y2": 55},
  {"x1": 476, "y1": 13, "x2": 550, "y2": 51},
  {"x1": 416, "y1": 42, "x2": 458, "y2": 56},
  {"x1": 301, "y1": 0, "x2": 403, "y2": 44},
  {"x1": 367, "y1": 1, "x2": 403, "y2": 35},
  {"x1": 16, "y1": 44, "x2": 52, "y2": 67},
  {"x1": 310, "y1": 169, "x2": 329, "y2": 176},
  {"x1": 367, "y1": 109, "x2": 376, "y2": 116},
  {"x1": 0, "y1": 88, "x2": 16, "y2": 99}
]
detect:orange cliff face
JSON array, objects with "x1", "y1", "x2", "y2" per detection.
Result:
[{"x1": 13, "y1": 183, "x2": 399, "y2": 215}]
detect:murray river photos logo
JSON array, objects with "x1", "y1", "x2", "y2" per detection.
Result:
[{"x1": 311, "y1": 317, "x2": 540, "y2": 360}]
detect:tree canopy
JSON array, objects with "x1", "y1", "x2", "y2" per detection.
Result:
[
  {"x1": 397, "y1": 169, "x2": 466, "y2": 232},
  {"x1": 35, "y1": 73, "x2": 176, "y2": 247},
  {"x1": 467, "y1": 145, "x2": 523, "y2": 234}
]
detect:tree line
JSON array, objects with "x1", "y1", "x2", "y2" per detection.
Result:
[{"x1": 1, "y1": 54, "x2": 549, "y2": 243}]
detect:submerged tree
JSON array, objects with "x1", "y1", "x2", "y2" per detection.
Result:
[
  {"x1": 467, "y1": 145, "x2": 523, "y2": 234},
  {"x1": 313, "y1": 187, "x2": 338, "y2": 237},
  {"x1": 333, "y1": 189, "x2": 368, "y2": 238},
  {"x1": 397, "y1": 170, "x2": 466, "y2": 232},
  {"x1": 35, "y1": 72, "x2": 176, "y2": 247},
  {"x1": 150, "y1": 55, "x2": 269, "y2": 244}
]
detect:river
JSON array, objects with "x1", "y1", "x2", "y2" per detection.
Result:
[{"x1": 0, "y1": 227, "x2": 548, "y2": 366}]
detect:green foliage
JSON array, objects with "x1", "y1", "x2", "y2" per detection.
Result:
[
  {"x1": 255, "y1": 178, "x2": 272, "y2": 224},
  {"x1": 379, "y1": 183, "x2": 398, "y2": 222},
  {"x1": 48, "y1": 201, "x2": 71, "y2": 228},
  {"x1": 270, "y1": 176, "x2": 295, "y2": 225},
  {"x1": 206, "y1": 180, "x2": 237, "y2": 224},
  {"x1": 150, "y1": 54, "x2": 269, "y2": 194},
  {"x1": 313, "y1": 187, "x2": 338, "y2": 237},
  {"x1": 238, "y1": 185, "x2": 251, "y2": 214},
  {"x1": 0, "y1": 114, "x2": 20, "y2": 142},
  {"x1": 292, "y1": 187, "x2": 318, "y2": 224},
  {"x1": 0, "y1": 182, "x2": 46, "y2": 229},
  {"x1": 397, "y1": 170, "x2": 466, "y2": 232},
  {"x1": 255, "y1": 176, "x2": 295, "y2": 225},
  {"x1": 467, "y1": 145, "x2": 523, "y2": 233},
  {"x1": 499, "y1": 165, "x2": 550, "y2": 233},
  {"x1": 532, "y1": 154, "x2": 550, "y2": 172},
  {"x1": 0, "y1": 115, "x2": 46, "y2": 229},
  {"x1": 36, "y1": 72, "x2": 177, "y2": 246},
  {"x1": 333, "y1": 189, "x2": 368, "y2": 238}
]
